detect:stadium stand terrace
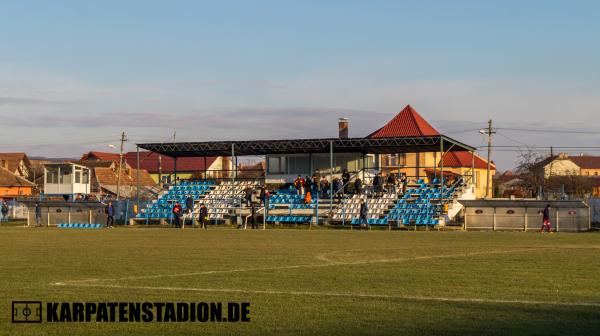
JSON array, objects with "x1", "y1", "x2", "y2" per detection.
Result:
[{"x1": 134, "y1": 105, "x2": 483, "y2": 228}]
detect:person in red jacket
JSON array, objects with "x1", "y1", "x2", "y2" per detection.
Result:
[{"x1": 172, "y1": 202, "x2": 182, "y2": 228}]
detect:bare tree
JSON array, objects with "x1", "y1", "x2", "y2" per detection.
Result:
[{"x1": 515, "y1": 150, "x2": 545, "y2": 198}]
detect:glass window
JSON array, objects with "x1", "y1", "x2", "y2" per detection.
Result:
[
  {"x1": 267, "y1": 156, "x2": 287, "y2": 174},
  {"x1": 45, "y1": 167, "x2": 58, "y2": 184},
  {"x1": 75, "y1": 171, "x2": 81, "y2": 183},
  {"x1": 82, "y1": 169, "x2": 89, "y2": 184}
]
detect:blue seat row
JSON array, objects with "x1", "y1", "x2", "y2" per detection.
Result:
[
  {"x1": 57, "y1": 223, "x2": 103, "y2": 229},
  {"x1": 266, "y1": 215, "x2": 311, "y2": 223},
  {"x1": 349, "y1": 218, "x2": 388, "y2": 225}
]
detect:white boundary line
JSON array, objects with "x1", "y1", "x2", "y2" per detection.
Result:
[
  {"x1": 52, "y1": 283, "x2": 600, "y2": 308},
  {"x1": 54, "y1": 247, "x2": 547, "y2": 285}
]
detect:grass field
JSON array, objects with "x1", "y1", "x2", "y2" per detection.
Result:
[{"x1": 1, "y1": 227, "x2": 599, "y2": 335}]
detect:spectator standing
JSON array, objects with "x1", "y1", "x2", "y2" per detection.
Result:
[
  {"x1": 35, "y1": 202, "x2": 42, "y2": 227},
  {"x1": 105, "y1": 201, "x2": 114, "y2": 228},
  {"x1": 244, "y1": 186, "x2": 253, "y2": 207},
  {"x1": 185, "y1": 196, "x2": 194, "y2": 215},
  {"x1": 304, "y1": 176, "x2": 312, "y2": 194},
  {"x1": 359, "y1": 199, "x2": 369, "y2": 230},
  {"x1": 387, "y1": 173, "x2": 397, "y2": 194},
  {"x1": 312, "y1": 174, "x2": 320, "y2": 197},
  {"x1": 198, "y1": 203, "x2": 208, "y2": 229},
  {"x1": 355, "y1": 177, "x2": 363, "y2": 195},
  {"x1": 320, "y1": 176, "x2": 329, "y2": 198},
  {"x1": 400, "y1": 174, "x2": 408, "y2": 194},
  {"x1": 333, "y1": 177, "x2": 343, "y2": 203},
  {"x1": 342, "y1": 169, "x2": 351, "y2": 194},
  {"x1": 172, "y1": 202, "x2": 182, "y2": 228},
  {"x1": 294, "y1": 175, "x2": 305, "y2": 195},
  {"x1": 250, "y1": 203, "x2": 258, "y2": 229}
]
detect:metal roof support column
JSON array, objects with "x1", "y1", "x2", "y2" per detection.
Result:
[
  {"x1": 136, "y1": 145, "x2": 140, "y2": 212},
  {"x1": 231, "y1": 143, "x2": 235, "y2": 209},
  {"x1": 330, "y1": 140, "x2": 334, "y2": 215},
  {"x1": 471, "y1": 151, "x2": 475, "y2": 186},
  {"x1": 174, "y1": 157, "x2": 178, "y2": 184}
]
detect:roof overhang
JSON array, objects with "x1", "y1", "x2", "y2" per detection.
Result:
[{"x1": 137, "y1": 135, "x2": 476, "y2": 158}]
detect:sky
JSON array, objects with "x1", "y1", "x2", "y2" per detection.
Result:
[{"x1": 0, "y1": 0, "x2": 599, "y2": 169}]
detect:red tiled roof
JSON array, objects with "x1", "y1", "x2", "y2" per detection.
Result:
[
  {"x1": 123, "y1": 151, "x2": 218, "y2": 173},
  {"x1": 0, "y1": 166, "x2": 35, "y2": 187},
  {"x1": 93, "y1": 167, "x2": 156, "y2": 187},
  {"x1": 568, "y1": 156, "x2": 600, "y2": 169},
  {"x1": 0, "y1": 152, "x2": 30, "y2": 174},
  {"x1": 439, "y1": 151, "x2": 495, "y2": 170},
  {"x1": 81, "y1": 151, "x2": 120, "y2": 162},
  {"x1": 368, "y1": 105, "x2": 440, "y2": 138}
]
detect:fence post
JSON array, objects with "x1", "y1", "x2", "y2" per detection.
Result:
[
  {"x1": 68, "y1": 207, "x2": 71, "y2": 224},
  {"x1": 89, "y1": 209, "x2": 92, "y2": 224},
  {"x1": 47, "y1": 207, "x2": 50, "y2": 227},
  {"x1": 556, "y1": 210, "x2": 559, "y2": 232},
  {"x1": 524, "y1": 209, "x2": 528, "y2": 232},
  {"x1": 492, "y1": 207, "x2": 496, "y2": 231}
]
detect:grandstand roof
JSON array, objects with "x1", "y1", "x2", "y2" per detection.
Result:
[
  {"x1": 368, "y1": 105, "x2": 440, "y2": 138},
  {"x1": 123, "y1": 151, "x2": 217, "y2": 173},
  {"x1": 138, "y1": 136, "x2": 475, "y2": 157}
]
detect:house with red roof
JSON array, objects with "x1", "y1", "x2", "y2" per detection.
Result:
[
  {"x1": 123, "y1": 152, "x2": 227, "y2": 185},
  {"x1": 265, "y1": 104, "x2": 494, "y2": 197},
  {"x1": 531, "y1": 153, "x2": 600, "y2": 197},
  {"x1": 371, "y1": 105, "x2": 494, "y2": 198}
]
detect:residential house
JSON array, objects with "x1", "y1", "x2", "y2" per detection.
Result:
[
  {"x1": 123, "y1": 152, "x2": 226, "y2": 184},
  {"x1": 533, "y1": 153, "x2": 600, "y2": 197},
  {"x1": 0, "y1": 153, "x2": 32, "y2": 180},
  {"x1": 0, "y1": 166, "x2": 35, "y2": 199}
]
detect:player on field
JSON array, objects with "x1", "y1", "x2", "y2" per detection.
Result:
[{"x1": 541, "y1": 204, "x2": 552, "y2": 233}]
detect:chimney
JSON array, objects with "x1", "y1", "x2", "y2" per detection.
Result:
[
  {"x1": 558, "y1": 152, "x2": 568, "y2": 159},
  {"x1": 338, "y1": 118, "x2": 349, "y2": 138}
]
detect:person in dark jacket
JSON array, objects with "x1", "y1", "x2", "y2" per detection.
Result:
[
  {"x1": 342, "y1": 169, "x2": 351, "y2": 194},
  {"x1": 304, "y1": 176, "x2": 312, "y2": 193},
  {"x1": 541, "y1": 204, "x2": 552, "y2": 233},
  {"x1": 172, "y1": 202, "x2": 182, "y2": 228},
  {"x1": 355, "y1": 177, "x2": 363, "y2": 194},
  {"x1": 250, "y1": 203, "x2": 258, "y2": 229},
  {"x1": 373, "y1": 173, "x2": 383, "y2": 196},
  {"x1": 198, "y1": 203, "x2": 208, "y2": 229},
  {"x1": 105, "y1": 202, "x2": 114, "y2": 228},
  {"x1": 185, "y1": 196, "x2": 194, "y2": 214},
  {"x1": 244, "y1": 186, "x2": 253, "y2": 207},
  {"x1": 320, "y1": 176, "x2": 329, "y2": 198},
  {"x1": 35, "y1": 202, "x2": 42, "y2": 227},
  {"x1": 386, "y1": 173, "x2": 397, "y2": 194},
  {"x1": 359, "y1": 199, "x2": 369, "y2": 230}
]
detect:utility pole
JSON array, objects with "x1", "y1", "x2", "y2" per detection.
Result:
[
  {"x1": 116, "y1": 131, "x2": 127, "y2": 200},
  {"x1": 479, "y1": 120, "x2": 495, "y2": 199}
]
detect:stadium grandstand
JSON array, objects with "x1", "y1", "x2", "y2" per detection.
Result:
[{"x1": 133, "y1": 105, "x2": 490, "y2": 229}]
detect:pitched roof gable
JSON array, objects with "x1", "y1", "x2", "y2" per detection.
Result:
[
  {"x1": 368, "y1": 105, "x2": 440, "y2": 138},
  {"x1": 440, "y1": 151, "x2": 495, "y2": 170}
]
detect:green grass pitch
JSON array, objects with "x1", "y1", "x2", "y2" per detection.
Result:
[{"x1": 1, "y1": 227, "x2": 599, "y2": 335}]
